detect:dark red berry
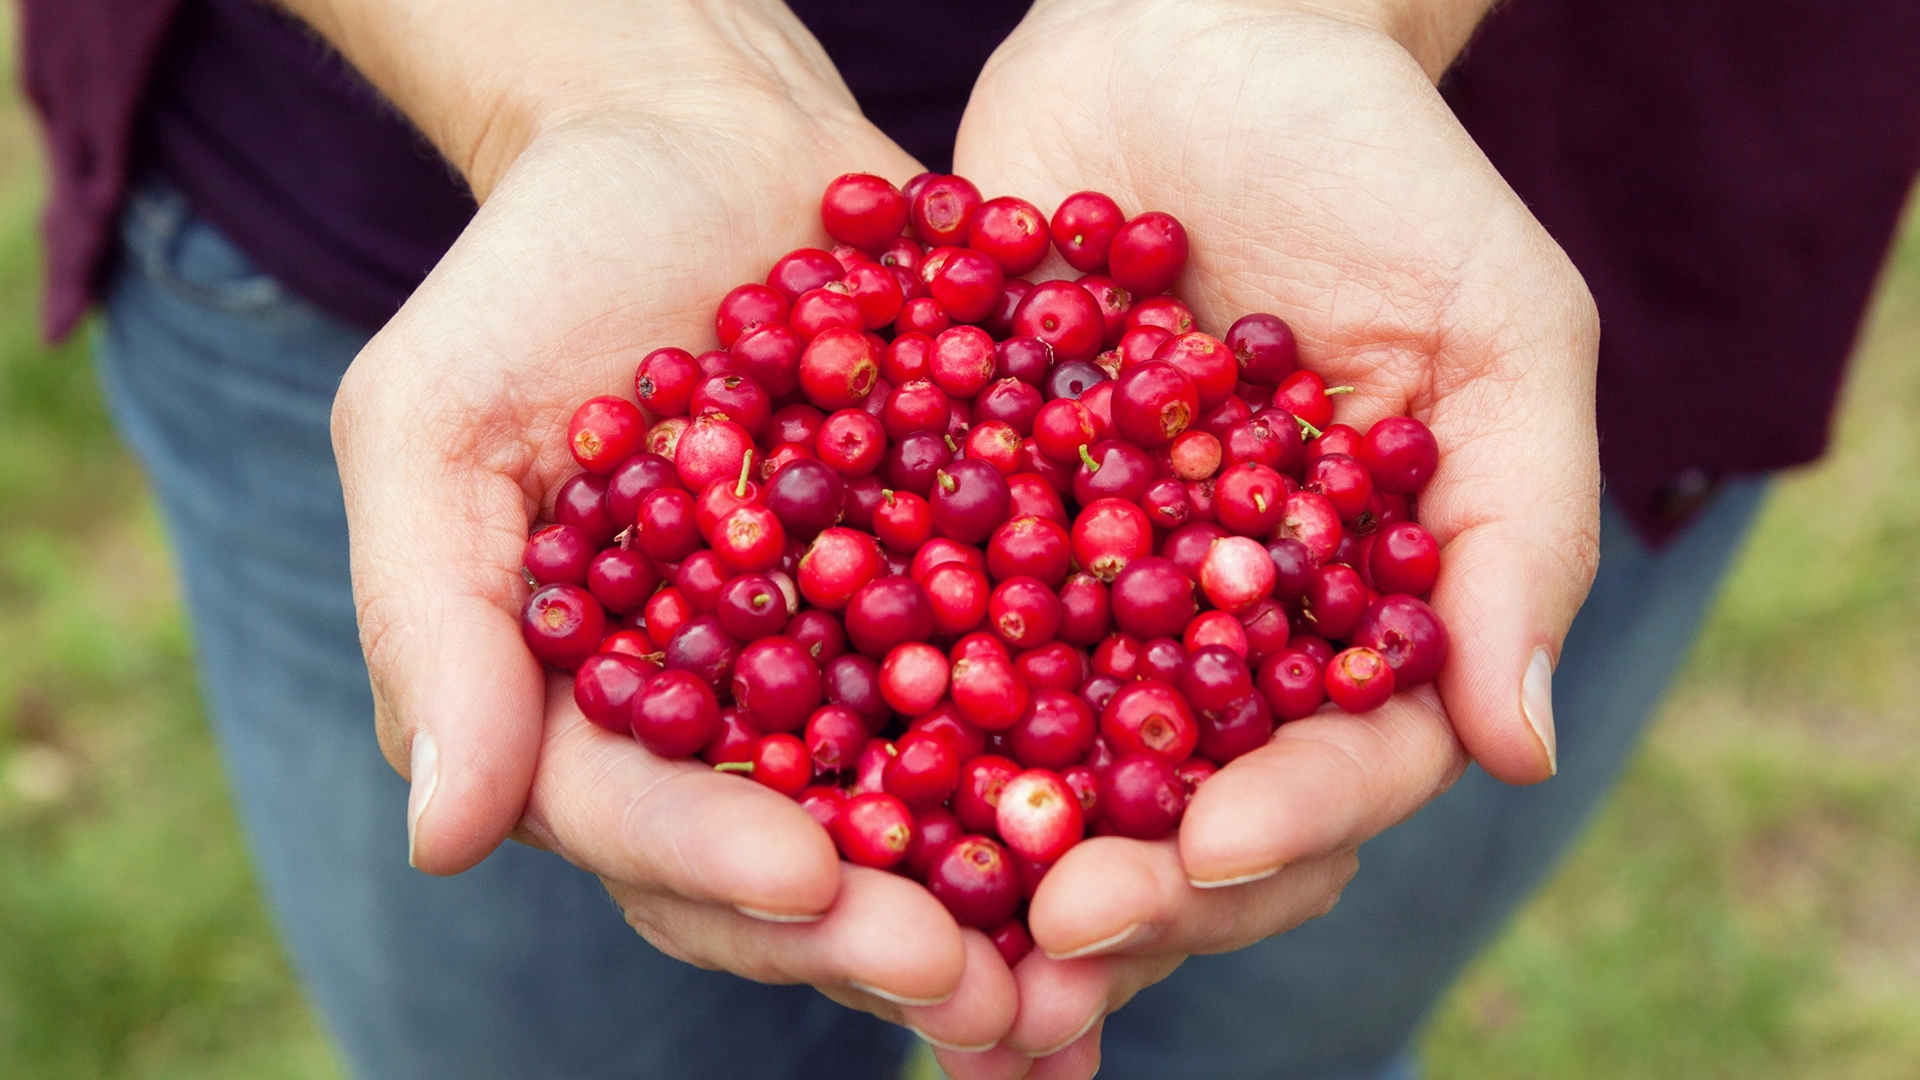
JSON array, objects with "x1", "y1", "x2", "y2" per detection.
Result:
[
  {"x1": 910, "y1": 175, "x2": 983, "y2": 247},
  {"x1": 1107, "y1": 212, "x2": 1188, "y2": 295},
  {"x1": 632, "y1": 668, "x2": 722, "y2": 758},
  {"x1": 1012, "y1": 280, "x2": 1105, "y2": 361},
  {"x1": 1349, "y1": 594, "x2": 1449, "y2": 688},
  {"x1": 1100, "y1": 679, "x2": 1199, "y2": 763},
  {"x1": 953, "y1": 754, "x2": 1021, "y2": 834},
  {"x1": 927, "y1": 835, "x2": 1021, "y2": 928},
  {"x1": 832, "y1": 791, "x2": 916, "y2": 868},
  {"x1": 522, "y1": 583, "x2": 607, "y2": 669},
  {"x1": 1109, "y1": 557, "x2": 1198, "y2": 640},
  {"x1": 573, "y1": 653, "x2": 654, "y2": 733},
  {"x1": 822, "y1": 173, "x2": 910, "y2": 251},
  {"x1": 1112, "y1": 360, "x2": 1199, "y2": 448},
  {"x1": 1099, "y1": 753, "x2": 1186, "y2": 840},
  {"x1": 1360, "y1": 416, "x2": 1439, "y2": 494}
]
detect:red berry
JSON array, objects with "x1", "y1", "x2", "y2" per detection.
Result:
[
  {"x1": 763, "y1": 459, "x2": 845, "y2": 541},
  {"x1": 731, "y1": 636, "x2": 822, "y2": 734},
  {"x1": 953, "y1": 754, "x2": 1021, "y2": 834},
  {"x1": 798, "y1": 527, "x2": 881, "y2": 611},
  {"x1": 605, "y1": 453, "x2": 680, "y2": 530},
  {"x1": 927, "y1": 835, "x2": 1021, "y2": 928},
  {"x1": 790, "y1": 286, "x2": 865, "y2": 341},
  {"x1": 1325, "y1": 647, "x2": 1395, "y2": 713},
  {"x1": 846, "y1": 577, "x2": 935, "y2": 657},
  {"x1": 821, "y1": 173, "x2": 910, "y2": 251},
  {"x1": 989, "y1": 576, "x2": 1062, "y2": 650},
  {"x1": 909, "y1": 705, "x2": 988, "y2": 761},
  {"x1": 910, "y1": 175, "x2": 983, "y2": 247},
  {"x1": 996, "y1": 769, "x2": 1085, "y2": 864},
  {"x1": 883, "y1": 730, "x2": 963, "y2": 809},
  {"x1": 930, "y1": 460, "x2": 1012, "y2": 546},
  {"x1": 968, "y1": 196, "x2": 1050, "y2": 275},
  {"x1": 929, "y1": 325, "x2": 997, "y2": 399},
  {"x1": 1009, "y1": 689, "x2": 1097, "y2": 769},
  {"x1": 804, "y1": 704, "x2": 870, "y2": 774},
  {"x1": 894, "y1": 296, "x2": 951, "y2": 337},
  {"x1": 1111, "y1": 360, "x2": 1199, "y2": 448},
  {"x1": 1360, "y1": 416, "x2": 1440, "y2": 494},
  {"x1": 987, "y1": 515, "x2": 1072, "y2": 587},
  {"x1": 989, "y1": 919, "x2": 1035, "y2": 967},
  {"x1": 798, "y1": 326, "x2": 881, "y2": 411},
  {"x1": 1259, "y1": 648, "x2": 1326, "y2": 720},
  {"x1": 573, "y1": 653, "x2": 654, "y2": 733},
  {"x1": 767, "y1": 248, "x2": 842, "y2": 302},
  {"x1": 1073, "y1": 440, "x2": 1157, "y2": 506},
  {"x1": 1014, "y1": 641, "x2": 1085, "y2": 693},
  {"x1": 587, "y1": 548, "x2": 657, "y2": 614},
  {"x1": 1180, "y1": 645, "x2": 1255, "y2": 713},
  {"x1": 963, "y1": 420, "x2": 1024, "y2": 476},
  {"x1": 841, "y1": 262, "x2": 907, "y2": 329},
  {"x1": 631, "y1": 668, "x2": 722, "y2": 758},
  {"x1": 1050, "y1": 191, "x2": 1125, "y2": 272},
  {"x1": 1100, "y1": 679, "x2": 1199, "y2": 763},
  {"x1": 673, "y1": 413, "x2": 753, "y2": 492},
  {"x1": 716, "y1": 573, "x2": 789, "y2": 640},
  {"x1": 523, "y1": 524, "x2": 593, "y2": 586},
  {"x1": 1224, "y1": 313, "x2": 1299, "y2": 386},
  {"x1": 929, "y1": 248, "x2": 1006, "y2": 324},
  {"x1": 1012, "y1": 280, "x2": 1105, "y2": 361},
  {"x1": 701, "y1": 708, "x2": 760, "y2": 766},
  {"x1": 522, "y1": 583, "x2": 607, "y2": 669},
  {"x1": 1099, "y1": 753, "x2": 1186, "y2": 840},
  {"x1": 1307, "y1": 453, "x2": 1375, "y2": 523},
  {"x1": 816, "y1": 409, "x2": 887, "y2": 477},
  {"x1": 633, "y1": 347, "x2": 699, "y2": 417},
  {"x1": 831, "y1": 791, "x2": 916, "y2": 868},
  {"x1": 1138, "y1": 637, "x2": 1187, "y2": 684},
  {"x1": 1141, "y1": 477, "x2": 1193, "y2": 532},
  {"x1": 821, "y1": 651, "x2": 886, "y2": 731},
  {"x1": 872, "y1": 489, "x2": 934, "y2": 552},
  {"x1": 712, "y1": 504, "x2": 786, "y2": 574},
  {"x1": 949, "y1": 654, "x2": 1031, "y2": 731},
  {"x1": 1305, "y1": 564, "x2": 1370, "y2": 641},
  {"x1": 1091, "y1": 632, "x2": 1144, "y2": 680},
  {"x1": 1109, "y1": 557, "x2": 1198, "y2": 640},
  {"x1": 728, "y1": 322, "x2": 805, "y2": 398},
  {"x1": 1057, "y1": 573, "x2": 1112, "y2": 647},
  {"x1": 1274, "y1": 370, "x2": 1337, "y2": 431},
  {"x1": 643, "y1": 588, "x2": 692, "y2": 650},
  {"x1": 568, "y1": 396, "x2": 646, "y2": 474},
  {"x1": 1153, "y1": 332, "x2": 1238, "y2": 410},
  {"x1": 1279, "y1": 489, "x2": 1345, "y2": 564},
  {"x1": 1071, "y1": 498, "x2": 1153, "y2": 582},
  {"x1": 1107, "y1": 212, "x2": 1189, "y2": 295},
  {"x1": 903, "y1": 806, "x2": 966, "y2": 880},
  {"x1": 973, "y1": 377, "x2": 1045, "y2": 435},
  {"x1": 797, "y1": 784, "x2": 847, "y2": 829},
  {"x1": 1196, "y1": 692, "x2": 1274, "y2": 763},
  {"x1": 1349, "y1": 594, "x2": 1449, "y2": 688},
  {"x1": 879, "y1": 642, "x2": 950, "y2": 715},
  {"x1": 715, "y1": 283, "x2": 790, "y2": 348},
  {"x1": 1369, "y1": 522, "x2": 1440, "y2": 596}
]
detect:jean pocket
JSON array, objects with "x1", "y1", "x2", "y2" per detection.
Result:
[{"x1": 123, "y1": 181, "x2": 296, "y2": 315}]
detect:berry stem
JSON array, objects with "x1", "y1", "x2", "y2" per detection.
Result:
[
  {"x1": 1324, "y1": 385, "x2": 1356, "y2": 397},
  {"x1": 735, "y1": 449, "x2": 755, "y2": 497},
  {"x1": 714, "y1": 761, "x2": 754, "y2": 775},
  {"x1": 1296, "y1": 416, "x2": 1323, "y2": 440},
  {"x1": 1079, "y1": 444, "x2": 1100, "y2": 472}
]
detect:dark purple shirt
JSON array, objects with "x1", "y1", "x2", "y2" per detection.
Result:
[{"x1": 20, "y1": 0, "x2": 1920, "y2": 541}]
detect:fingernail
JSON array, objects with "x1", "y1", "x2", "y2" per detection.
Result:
[
  {"x1": 848, "y1": 980, "x2": 953, "y2": 1008},
  {"x1": 1189, "y1": 865, "x2": 1282, "y2": 889},
  {"x1": 1522, "y1": 647, "x2": 1557, "y2": 776},
  {"x1": 1029, "y1": 1000, "x2": 1106, "y2": 1057},
  {"x1": 906, "y1": 1025, "x2": 1000, "y2": 1054},
  {"x1": 1043, "y1": 923, "x2": 1143, "y2": 961},
  {"x1": 407, "y1": 730, "x2": 440, "y2": 869},
  {"x1": 733, "y1": 904, "x2": 826, "y2": 924}
]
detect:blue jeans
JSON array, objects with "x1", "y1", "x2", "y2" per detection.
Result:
[{"x1": 93, "y1": 180, "x2": 1768, "y2": 1080}]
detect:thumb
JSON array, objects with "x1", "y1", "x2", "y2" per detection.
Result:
[{"x1": 333, "y1": 350, "x2": 549, "y2": 875}]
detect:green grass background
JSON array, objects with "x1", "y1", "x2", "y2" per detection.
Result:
[{"x1": 1, "y1": 15, "x2": 1916, "y2": 1080}]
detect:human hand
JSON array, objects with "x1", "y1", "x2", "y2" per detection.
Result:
[
  {"x1": 326, "y1": 0, "x2": 1014, "y2": 1049},
  {"x1": 939, "y1": 0, "x2": 1601, "y2": 1073}
]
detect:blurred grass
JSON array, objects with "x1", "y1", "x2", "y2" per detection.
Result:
[{"x1": 0, "y1": 9, "x2": 1914, "y2": 1080}]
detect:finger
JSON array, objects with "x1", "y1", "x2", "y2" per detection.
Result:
[
  {"x1": 931, "y1": 1043, "x2": 1032, "y2": 1080},
  {"x1": 334, "y1": 356, "x2": 548, "y2": 874},
  {"x1": 1022, "y1": 1017, "x2": 1104, "y2": 1079},
  {"x1": 1177, "y1": 687, "x2": 1465, "y2": 884},
  {"x1": 526, "y1": 686, "x2": 842, "y2": 918},
  {"x1": 1027, "y1": 838, "x2": 1357, "y2": 962},
  {"x1": 606, "y1": 863, "x2": 968, "y2": 1009},
  {"x1": 820, "y1": 929, "x2": 1019, "y2": 1053},
  {"x1": 998, "y1": 952, "x2": 1181, "y2": 1057}
]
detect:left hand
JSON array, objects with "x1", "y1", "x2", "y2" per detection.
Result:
[{"x1": 939, "y1": 0, "x2": 1602, "y2": 1074}]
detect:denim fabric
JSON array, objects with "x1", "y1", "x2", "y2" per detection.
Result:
[{"x1": 92, "y1": 180, "x2": 1766, "y2": 1080}]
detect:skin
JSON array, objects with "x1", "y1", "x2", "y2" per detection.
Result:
[{"x1": 302, "y1": 0, "x2": 1597, "y2": 1071}]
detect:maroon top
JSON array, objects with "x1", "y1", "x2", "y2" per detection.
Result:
[{"x1": 20, "y1": 0, "x2": 1920, "y2": 541}]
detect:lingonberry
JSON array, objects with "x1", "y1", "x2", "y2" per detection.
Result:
[
  {"x1": 1273, "y1": 369, "x2": 1343, "y2": 432},
  {"x1": 1369, "y1": 522, "x2": 1440, "y2": 596},
  {"x1": 573, "y1": 653, "x2": 654, "y2": 733},
  {"x1": 587, "y1": 548, "x2": 656, "y2": 613},
  {"x1": 1056, "y1": 573, "x2": 1112, "y2": 647},
  {"x1": 1073, "y1": 439, "x2": 1157, "y2": 505},
  {"x1": 1267, "y1": 537, "x2": 1318, "y2": 601},
  {"x1": 731, "y1": 636, "x2": 822, "y2": 733},
  {"x1": 1050, "y1": 190, "x2": 1125, "y2": 272},
  {"x1": 1175, "y1": 757, "x2": 1219, "y2": 799},
  {"x1": 927, "y1": 835, "x2": 1021, "y2": 929},
  {"x1": 1349, "y1": 594, "x2": 1449, "y2": 687},
  {"x1": 633, "y1": 346, "x2": 700, "y2": 418},
  {"x1": 989, "y1": 920, "x2": 1034, "y2": 968},
  {"x1": 1042, "y1": 358, "x2": 1109, "y2": 402},
  {"x1": 910, "y1": 174, "x2": 983, "y2": 247},
  {"x1": 597, "y1": 628, "x2": 656, "y2": 660},
  {"x1": 851, "y1": 737, "x2": 893, "y2": 795},
  {"x1": 550, "y1": 473, "x2": 614, "y2": 550},
  {"x1": 1099, "y1": 753, "x2": 1187, "y2": 840},
  {"x1": 921, "y1": 562, "x2": 989, "y2": 637},
  {"x1": 1014, "y1": 641, "x2": 1085, "y2": 694},
  {"x1": 1158, "y1": 522, "x2": 1227, "y2": 583},
  {"x1": 1307, "y1": 453, "x2": 1375, "y2": 523},
  {"x1": 523, "y1": 524, "x2": 593, "y2": 586},
  {"x1": 803, "y1": 704, "x2": 869, "y2": 776},
  {"x1": 882, "y1": 730, "x2": 962, "y2": 810},
  {"x1": 903, "y1": 806, "x2": 965, "y2": 880},
  {"x1": 763, "y1": 459, "x2": 845, "y2": 541},
  {"x1": 841, "y1": 262, "x2": 907, "y2": 329},
  {"x1": 994, "y1": 335, "x2": 1054, "y2": 386},
  {"x1": 1137, "y1": 637, "x2": 1185, "y2": 684},
  {"x1": 879, "y1": 642, "x2": 949, "y2": 715},
  {"x1": 727, "y1": 321, "x2": 804, "y2": 398},
  {"x1": 713, "y1": 573, "x2": 786, "y2": 640},
  {"x1": 631, "y1": 668, "x2": 722, "y2": 758},
  {"x1": 1259, "y1": 647, "x2": 1327, "y2": 721},
  {"x1": 986, "y1": 515, "x2": 1072, "y2": 587},
  {"x1": 1091, "y1": 632, "x2": 1144, "y2": 680},
  {"x1": 967, "y1": 196, "x2": 1049, "y2": 275},
  {"x1": 790, "y1": 286, "x2": 864, "y2": 342},
  {"x1": 1185, "y1": 610, "x2": 1252, "y2": 658},
  {"x1": 930, "y1": 460, "x2": 1012, "y2": 545},
  {"x1": 1194, "y1": 535, "x2": 1276, "y2": 615},
  {"x1": 1325, "y1": 646, "x2": 1395, "y2": 713},
  {"x1": 1110, "y1": 557, "x2": 1199, "y2": 640},
  {"x1": 953, "y1": 754, "x2": 1021, "y2": 834},
  {"x1": 715, "y1": 283, "x2": 790, "y2": 349},
  {"x1": 663, "y1": 615, "x2": 740, "y2": 694},
  {"x1": 1238, "y1": 598, "x2": 1292, "y2": 660},
  {"x1": 522, "y1": 583, "x2": 607, "y2": 669},
  {"x1": 1197, "y1": 691, "x2": 1274, "y2": 764},
  {"x1": 845, "y1": 577, "x2": 935, "y2": 657},
  {"x1": 1070, "y1": 498, "x2": 1154, "y2": 582},
  {"x1": 797, "y1": 527, "x2": 881, "y2": 611},
  {"x1": 568, "y1": 396, "x2": 646, "y2": 474},
  {"x1": 882, "y1": 379, "x2": 952, "y2": 442},
  {"x1": 1077, "y1": 274, "x2": 1132, "y2": 347},
  {"x1": 1142, "y1": 477, "x2": 1193, "y2": 531},
  {"x1": 1006, "y1": 471, "x2": 1069, "y2": 526},
  {"x1": 814, "y1": 409, "x2": 884, "y2": 478},
  {"x1": 1100, "y1": 679, "x2": 1199, "y2": 763},
  {"x1": 871, "y1": 489, "x2": 933, "y2": 552},
  {"x1": 1213, "y1": 462, "x2": 1286, "y2": 537},
  {"x1": 645, "y1": 416, "x2": 688, "y2": 460},
  {"x1": 1306, "y1": 564, "x2": 1370, "y2": 641},
  {"x1": 1360, "y1": 416, "x2": 1440, "y2": 494},
  {"x1": 1125, "y1": 294, "x2": 1193, "y2": 337},
  {"x1": 821, "y1": 173, "x2": 910, "y2": 251},
  {"x1": 928, "y1": 248, "x2": 1005, "y2": 324},
  {"x1": 894, "y1": 295, "x2": 951, "y2": 337},
  {"x1": 909, "y1": 536, "x2": 989, "y2": 583},
  {"x1": 974, "y1": 378, "x2": 1044, "y2": 435},
  {"x1": 929, "y1": 325, "x2": 997, "y2": 399},
  {"x1": 605, "y1": 453, "x2": 681, "y2": 530},
  {"x1": 798, "y1": 326, "x2": 880, "y2": 410},
  {"x1": 1032, "y1": 398, "x2": 1096, "y2": 465},
  {"x1": 1306, "y1": 423, "x2": 1364, "y2": 463},
  {"x1": 831, "y1": 791, "x2": 915, "y2": 868},
  {"x1": 1169, "y1": 429, "x2": 1223, "y2": 481},
  {"x1": 996, "y1": 769, "x2": 1085, "y2": 864},
  {"x1": 963, "y1": 420, "x2": 1024, "y2": 475},
  {"x1": 798, "y1": 785, "x2": 847, "y2": 829},
  {"x1": 1181, "y1": 645, "x2": 1256, "y2": 713},
  {"x1": 674, "y1": 552, "x2": 729, "y2": 614},
  {"x1": 673, "y1": 413, "x2": 754, "y2": 492},
  {"x1": 1277, "y1": 489, "x2": 1346, "y2": 565},
  {"x1": 839, "y1": 473, "x2": 886, "y2": 532},
  {"x1": 712, "y1": 504, "x2": 786, "y2": 574},
  {"x1": 909, "y1": 705, "x2": 988, "y2": 762},
  {"x1": 766, "y1": 247, "x2": 842, "y2": 302},
  {"x1": 1112, "y1": 360, "x2": 1199, "y2": 448},
  {"x1": 881, "y1": 332, "x2": 935, "y2": 385},
  {"x1": 1154, "y1": 331, "x2": 1238, "y2": 410},
  {"x1": 1012, "y1": 280, "x2": 1106, "y2": 361},
  {"x1": 949, "y1": 653, "x2": 1031, "y2": 731},
  {"x1": 1107, "y1": 211, "x2": 1189, "y2": 295},
  {"x1": 1224, "y1": 312, "x2": 1299, "y2": 385},
  {"x1": 701, "y1": 707, "x2": 760, "y2": 766},
  {"x1": 643, "y1": 587, "x2": 692, "y2": 650},
  {"x1": 989, "y1": 576, "x2": 1062, "y2": 650},
  {"x1": 883, "y1": 432, "x2": 952, "y2": 496}
]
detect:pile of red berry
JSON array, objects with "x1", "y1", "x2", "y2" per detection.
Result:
[{"x1": 519, "y1": 172, "x2": 1448, "y2": 962}]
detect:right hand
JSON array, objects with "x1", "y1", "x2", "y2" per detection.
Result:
[{"x1": 329, "y1": 8, "x2": 1015, "y2": 1050}]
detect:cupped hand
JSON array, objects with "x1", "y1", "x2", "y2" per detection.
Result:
[
  {"x1": 941, "y1": 0, "x2": 1600, "y2": 1073},
  {"x1": 329, "y1": 16, "x2": 1012, "y2": 1048}
]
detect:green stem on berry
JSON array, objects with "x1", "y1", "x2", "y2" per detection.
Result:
[
  {"x1": 1078, "y1": 444, "x2": 1099, "y2": 472},
  {"x1": 735, "y1": 449, "x2": 755, "y2": 498},
  {"x1": 714, "y1": 761, "x2": 754, "y2": 775},
  {"x1": 1296, "y1": 416, "x2": 1323, "y2": 440},
  {"x1": 1323, "y1": 385, "x2": 1356, "y2": 397}
]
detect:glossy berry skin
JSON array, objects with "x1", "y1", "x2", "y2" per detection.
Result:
[
  {"x1": 747, "y1": 733, "x2": 812, "y2": 796},
  {"x1": 674, "y1": 414, "x2": 754, "y2": 493},
  {"x1": 1107, "y1": 211, "x2": 1189, "y2": 295},
  {"x1": 880, "y1": 730, "x2": 961, "y2": 810},
  {"x1": 872, "y1": 490, "x2": 934, "y2": 552},
  {"x1": 989, "y1": 577, "x2": 1061, "y2": 650},
  {"x1": 831, "y1": 792, "x2": 916, "y2": 868},
  {"x1": 968, "y1": 196, "x2": 1050, "y2": 275},
  {"x1": 1057, "y1": 573, "x2": 1113, "y2": 647},
  {"x1": 842, "y1": 262, "x2": 907, "y2": 329},
  {"x1": 798, "y1": 528, "x2": 881, "y2": 611},
  {"x1": 990, "y1": 920, "x2": 1034, "y2": 968},
  {"x1": 919, "y1": 562, "x2": 988, "y2": 637},
  {"x1": 816, "y1": 409, "x2": 885, "y2": 478},
  {"x1": 818, "y1": 654, "x2": 883, "y2": 735},
  {"x1": 1071, "y1": 498, "x2": 1154, "y2": 583},
  {"x1": 1012, "y1": 280, "x2": 1105, "y2": 361},
  {"x1": 1042, "y1": 359, "x2": 1109, "y2": 403},
  {"x1": 1073, "y1": 440, "x2": 1157, "y2": 505},
  {"x1": 643, "y1": 588, "x2": 692, "y2": 650},
  {"x1": 1267, "y1": 537, "x2": 1319, "y2": 601},
  {"x1": 1369, "y1": 522, "x2": 1440, "y2": 596},
  {"x1": 573, "y1": 653, "x2": 654, "y2": 733},
  {"x1": 1278, "y1": 490, "x2": 1346, "y2": 565},
  {"x1": 1307, "y1": 453, "x2": 1376, "y2": 525},
  {"x1": 1014, "y1": 642, "x2": 1084, "y2": 694},
  {"x1": 1225, "y1": 313, "x2": 1299, "y2": 386},
  {"x1": 700, "y1": 708, "x2": 759, "y2": 766},
  {"x1": 987, "y1": 515, "x2": 1072, "y2": 588},
  {"x1": 1010, "y1": 689, "x2": 1097, "y2": 769},
  {"x1": 790, "y1": 287, "x2": 864, "y2": 341},
  {"x1": 1259, "y1": 649, "x2": 1326, "y2": 720},
  {"x1": 1326, "y1": 647, "x2": 1395, "y2": 713},
  {"x1": 1032, "y1": 398, "x2": 1097, "y2": 464},
  {"x1": 846, "y1": 577, "x2": 935, "y2": 658},
  {"x1": 1237, "y1": 599, "x2": 1292, "y2": 661},
  {"x1": 1198, "y1": 536, "x2": 1279, "y2": 614},
  {"x1": 799, "y1": 326, "x2": 881, "y2": 410},
  {"x1": 953, "y1": 754, "x2": 1022, "y2": 834},
  {"x1": 1112, "y1": 361, "x2": 1199, "y2": 448},
  {"x1": 974, "y1": 377, "x2": 1045, "y2": 435},
  {"x1": 1110, "y1": 557, "x2": 1199, "y2": 641},
  {"x1": 1050, "y1": 191, "x2": 1125, "y2": 272},
  {"x1": 1186, "y1": 610, "x2": 1252, "y2": 658},
  {"x1": 568, "y1": 396, "x2": 646, "y2": 473},
  {"x1": 899, "y1": 806, "x2": 965, "y2": 880},
  {"x1": 798, "y1": 785, "x2": 847, "y2": 829},
  {"x1": 1306, "y1": 423, "x2": 1364, "y2": 463},
  {"x1": 716, "y1": 574, "x2": 789, "y2": 640},
  {"x1": 929, "y1": 248, "x2": 1006, "y2": 324},
  {"x1": 1361, "y1": 416, "x2": 1440, "y2": 494},
  {"x1": 880, "y1": 642, "x2": 950, "y2": 715},
  {"x1": 949, "y1": 654, "x2": 1031, "y2": 731},
  {"x1": 634, "y1": 347, "x2": 700, "y2": 417},
  {"x1": 1197, "y1": 692, "x2": 1274, "y2": 763},
  {"x1": 1137, "y1": 637, "x2": 1185, "y2": 685},
  {"x1": 930, "y1": 460, "x2": 1012, "y2": 545},
  {"x1": 763, "y1": 459, "x2": 846, "y2": 541},
  {"x1": 631, "y1": 668, "x2": 722, "y2": 758},
  {"x1": 1181, "y1": 645, "x2": 1256, "y2": 713},
  {"x1": 1154, "y1": 332, "x2": 1238, "y2": 410},
  {"x1": 731, "y1": 636, "x2": 822, "y2": 734},
  {"x1": 804, "y1": 705, "x2": 869, "y2": 775},
  {"x1": 1141, "y1": 478, "x2": 1192, "y2": 532},
  {"x1": 1099, "y1": 753, "x2": 1187, "y2": 840},
  {"x1": 663, "y1": 616, "x2": 740, "y2": 694},
  {"x1": 522, "y1": 583, "x2": 607, "y2": 669},
  {"x1": 821, "y1": 173, "x2": 909, "y2": 250},
  {"x1": 1212, "y1": 462, "x2": 1286, "y2": 538},
  {"x1": 1101, "y1": 680, "x2": 1199, "y2": 763},
  {"x1": 1306, "y1": 564, "x2": 1370, "y2": 641},
  {"x1": 766, "y1": 247, "x2": 842, "y2": 303},
  {"x1": 927, "y1": 835, "x2": 1021, "y2": 929},
  {"x1": 605, "y1": 453, "x2": 681, "y2": 529},
  {"x1": 523, "y1": 524, "x2": 594, "y2": 586},
  {"x1": 587, "y1": 548, "x2": 657, "y2": 614},
  {"x1": 715, "y1": 283, "x2": 790, "y2": 348},
  {"x1": 712, "y1": 504, "x2": 786, "y2": 574},
  {"x1": 996, "y1": 769, "x2": 1084, "y2": 864},
  {"x1": 910, "y1": 175, "x2": 983, "y2": 247},
  {"x1": 1349, "y1": 594, "x2": 1450, "y2": 688}
]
